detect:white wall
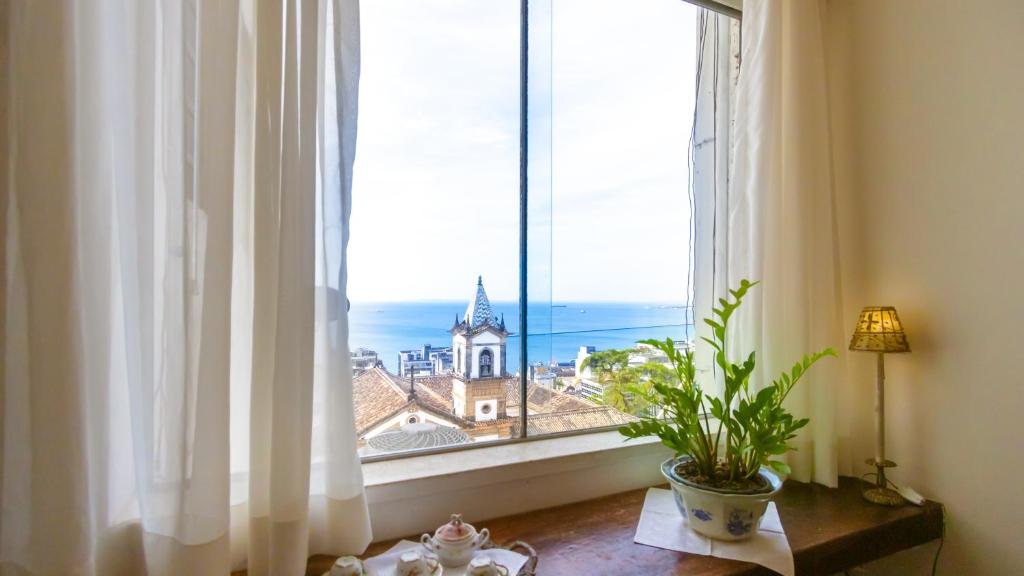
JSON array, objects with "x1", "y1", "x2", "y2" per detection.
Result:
[
  {"x1": 826, "y1": 1, "x2": 1024, "y2": 573},
  {"x1": 364, "y1": 432, "x2": 672, "y2": 542},
  {"x1": 468, "y1": 330, "x2": 502, "y2": 379}
]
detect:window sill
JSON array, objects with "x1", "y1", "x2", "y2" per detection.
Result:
[{"x1": 362, "y1": 430, "x2": 672, "y2": 541}]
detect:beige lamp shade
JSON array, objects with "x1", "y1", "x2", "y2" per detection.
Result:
[{"x1": 849, "y1": 306, "x2": 910, "y2": 353}]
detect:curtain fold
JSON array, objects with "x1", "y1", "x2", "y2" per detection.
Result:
[
  {"x1": 723, "y1": 0, "x2": 850, "y2": 486},
  {"x1": 246, "y1": 0, "x2": 319, "y2": 573},
  {"x1": 1, "y1": 1, "x2": 370, "y2": 574},
  {"x1": 311, "y1": 0, "x2": 374, "y2": 556}
]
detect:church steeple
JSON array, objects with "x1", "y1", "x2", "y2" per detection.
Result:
[
  {"x1": 451, "y1": 276, "x2": 509, "y2": 421},
  {"x1": 463, "y1": 275, "x2": 501, "y2": 330}
]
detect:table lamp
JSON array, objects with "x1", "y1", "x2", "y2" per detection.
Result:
[{"x1": 849, "y1": 306, "x2": 910, "y2": 506}]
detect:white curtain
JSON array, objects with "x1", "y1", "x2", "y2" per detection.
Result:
[
  {"x1": 1, "y1": 0, "x2": 370, "y2": 574},
  {"x1": 718, "y1": 0, "x2": 851, "y2": 486}
]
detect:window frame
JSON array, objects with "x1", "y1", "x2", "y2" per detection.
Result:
[{"x1": 359, "y1": 0, "x2": 740, "y2": 463}]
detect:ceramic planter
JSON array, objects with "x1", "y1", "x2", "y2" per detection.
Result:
[{"x1": 661, "y1": 457, "x2": 783, "y2": 541}]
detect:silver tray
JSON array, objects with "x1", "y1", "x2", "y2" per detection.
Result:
[{"x1": 481, "y1": 540, "x2": 537, "y2": 576}]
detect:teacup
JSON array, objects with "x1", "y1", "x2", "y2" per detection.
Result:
[
  {"x1": 467, "y1": 555, "x2": 510, "y2": 576},
  {"x1": 396, "y1": 550, "x2": 440, "y2": 576},
  {"x1": 330, "y1": 556, "x2": 365, "y2": 576}
]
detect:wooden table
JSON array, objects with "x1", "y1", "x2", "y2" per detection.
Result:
[{"x1": 242, "y1": 476, "x2": 944, "y2": 576}]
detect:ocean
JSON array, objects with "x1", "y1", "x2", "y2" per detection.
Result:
[{"x1": 349, "y1": 301, "x2": 694, "y2": 373}]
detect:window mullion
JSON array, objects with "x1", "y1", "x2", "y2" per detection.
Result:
[{"x1": 518, "y1": 0, "x2": 529, "y2": 439}]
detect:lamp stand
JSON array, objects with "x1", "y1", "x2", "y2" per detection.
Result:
[{"x1": 863, "y1": 352, "x2": 904, "y2": 506}]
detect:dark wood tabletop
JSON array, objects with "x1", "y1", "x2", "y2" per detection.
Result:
[{"x1": 242, "y1": 476, "x2": 944, "y2": 576}]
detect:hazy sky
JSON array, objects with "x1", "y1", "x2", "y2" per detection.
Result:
[{"x1": 347, "y1": 0, "x2": 698, "y2": 303}]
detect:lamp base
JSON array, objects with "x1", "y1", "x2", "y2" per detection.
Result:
[
  {"x1": 863, "y1": 486, "x2": 904, "y2": 506},
  {"x1": 861, "y1": 459, "x2": 905, "y2": 507}
]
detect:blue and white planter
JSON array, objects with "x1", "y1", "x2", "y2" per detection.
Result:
[{"x1": 661, "y1": 457, "x2": 783, "y2": 541}]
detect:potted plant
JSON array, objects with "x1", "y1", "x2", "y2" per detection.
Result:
[{"x1": 620, "y1": 280, "x2": 836, "y2": 540}]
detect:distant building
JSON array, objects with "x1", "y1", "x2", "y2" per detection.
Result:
[
  {"x1": 351, "y1": 347, "x2": 380, "y2": 373},
  {"x1": 397, "y1": 344, "x2": 453, "y2": 377},
  {"x1": 529, "y1": 364, "x2": 557, "y2": 388},
  {"x1": 575, "y1": 346, "x2": 596, "y2": 379},
  {"x1": 579, "y1": 378, "x2": 604, "y2": 400},
  {"x1": 632, "y1": 340, "x2": 692, "y2": 366}
]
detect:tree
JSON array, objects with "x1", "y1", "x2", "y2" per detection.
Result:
[{"x1": 582, "y1": 348, "x2": 676, "y2": 416}]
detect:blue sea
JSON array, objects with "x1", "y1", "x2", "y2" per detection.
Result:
[{"x1": 350, "y1": 301, "x2": 694, "y2": 373}]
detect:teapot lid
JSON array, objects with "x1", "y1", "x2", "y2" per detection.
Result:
[{"x1": 436, "y1": 514, "x2": 474, "y2": 541}]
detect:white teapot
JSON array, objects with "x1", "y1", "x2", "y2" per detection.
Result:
[{"x1": 421, "y1": 514, "x2": 490, "y2": 568}]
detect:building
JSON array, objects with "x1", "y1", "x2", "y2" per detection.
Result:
[
  {"x1": 352, "y1": 277, "x2": 637, "y2": 454},
  {"x1": 575, "y1": 346, "x2": 596, "y2": 379},
  {"x1": 450, "y1": 276, "x2": 508, "y2": 380},
  {"x1": 397, "y1": 344, "x2": 453, "y2": 377},
  {"x1": 449, "y1": 276, "x2": 509, "y2": 420},
  {"x1": 529, "y1": 364, "x2": 557, "y2": 388},
  {"x1": 351, "y1": 347, "x2": 380, "y2": 374}
]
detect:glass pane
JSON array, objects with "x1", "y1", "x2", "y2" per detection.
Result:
[
  {"x1": 526, "y1": 0, "x2": 701, "y2": 435},
  {"x1": 523, "y1": 0, "x2": 553, "y2": 433},
  {"x1": 349, "y1": 0, "x2": 522, "y2": 457}
]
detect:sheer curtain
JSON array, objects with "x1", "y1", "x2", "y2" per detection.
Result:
[
  {"x1": 703, "y1": 0, "x2": 851, "y2": 486},
  {"x1": 1, "y1": 1, "x2": 370, "y2": 574}
]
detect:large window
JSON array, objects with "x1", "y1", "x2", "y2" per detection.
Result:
[{"x1": 347, "y1": 0, "x2": 738, "y2": 458}]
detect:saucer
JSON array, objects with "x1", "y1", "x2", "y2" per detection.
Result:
[{"x1": 373, "y1": 564, "x2": 443, "y2": 576}]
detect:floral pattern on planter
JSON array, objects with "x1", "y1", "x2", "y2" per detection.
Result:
[
  {"x1": 691, "y1": 509, "x2": 713, "y2": 522},
  {"x1": 727, "y1": 509, "x2": 755, "y2": 537}
]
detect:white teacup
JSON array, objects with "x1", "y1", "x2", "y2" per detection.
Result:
[
  {"x1": 467, "y1": 555, "x2": 510, "y2": 576},
  {"x1": 396, "y1": 550, "x2": 440, "y2": 576},
  {"x1": 330, "y1": 556, "x2": 365, "y2": 576}
]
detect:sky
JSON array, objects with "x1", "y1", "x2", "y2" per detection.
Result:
[{"x1": 347, "y1": 0, "x2": 698, "y2": 303}]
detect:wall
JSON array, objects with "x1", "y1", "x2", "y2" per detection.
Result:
[
  {"x1": 826, "y1": 1, "x2": 1024, "y2": 573},
  {"x1": 363, "y1": 431, "x2": 671, "y2": 542}
]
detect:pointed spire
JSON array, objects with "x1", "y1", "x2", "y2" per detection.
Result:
[{"x1": 464, "y1": 276, "x2": 498, "y2": 328}]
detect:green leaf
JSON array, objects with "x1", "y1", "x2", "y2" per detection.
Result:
[
  {"x1": 621, "y1": 279, "x2": 837, "y2": 475},
  {"x1": 767, "y1": 460, "x2": 791, "y2": 475}
]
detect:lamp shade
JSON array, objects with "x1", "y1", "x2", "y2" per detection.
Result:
[{"x1": 849, "y1": 306, "x2": 910, "y2": 353}]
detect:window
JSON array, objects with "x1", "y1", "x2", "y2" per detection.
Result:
[
  {"x1": 348, "y1": 0, "x2": 738, "y2": 459},
  {"x1": 479, "y1": 349, "x2": 493, "y2": 378}
]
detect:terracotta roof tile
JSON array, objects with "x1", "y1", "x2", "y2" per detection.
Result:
[
  {"x1": 353, "y1": 368, "x2": 410, "y2": 435},
  {"x1": 353, "y1": 368, "x2": 470, "y2": 436},
  {"x1": 354, "y1": 368, "x2": 631, "y2": 440},
  {"x1": 510, "y1": 406, "x2": 638, "y2": 436}
]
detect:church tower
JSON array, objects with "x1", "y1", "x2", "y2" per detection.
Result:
[{"x1": 451, "y1": 276, "x2": 509, "y2": 421}]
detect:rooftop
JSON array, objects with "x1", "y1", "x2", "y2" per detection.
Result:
[{"x1": 365, "y1": 422, "x2": 471, "y2": 454}]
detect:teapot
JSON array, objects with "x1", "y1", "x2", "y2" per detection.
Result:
[{"x1": 421, "y1": 514, "x2": 490, "y2": 567}]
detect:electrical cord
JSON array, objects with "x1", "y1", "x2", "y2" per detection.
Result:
[
  {"x1": 931, "y1": 504, "x2": 946, "y2": 576},
  {"x1": 854, "y1": 476, "x2": 945, "y2": 576}
]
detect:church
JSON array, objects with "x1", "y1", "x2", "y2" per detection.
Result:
[
  {"x1": 450, "y1": 276, "x2": 510, "y2": 421},
  {"x1": 351, "y1": 277, "x2": 637, "y2": 454}
]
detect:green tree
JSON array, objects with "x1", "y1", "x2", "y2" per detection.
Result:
[{"x1": 582, "y1": 349, "x2": 676, "y2": 416}]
